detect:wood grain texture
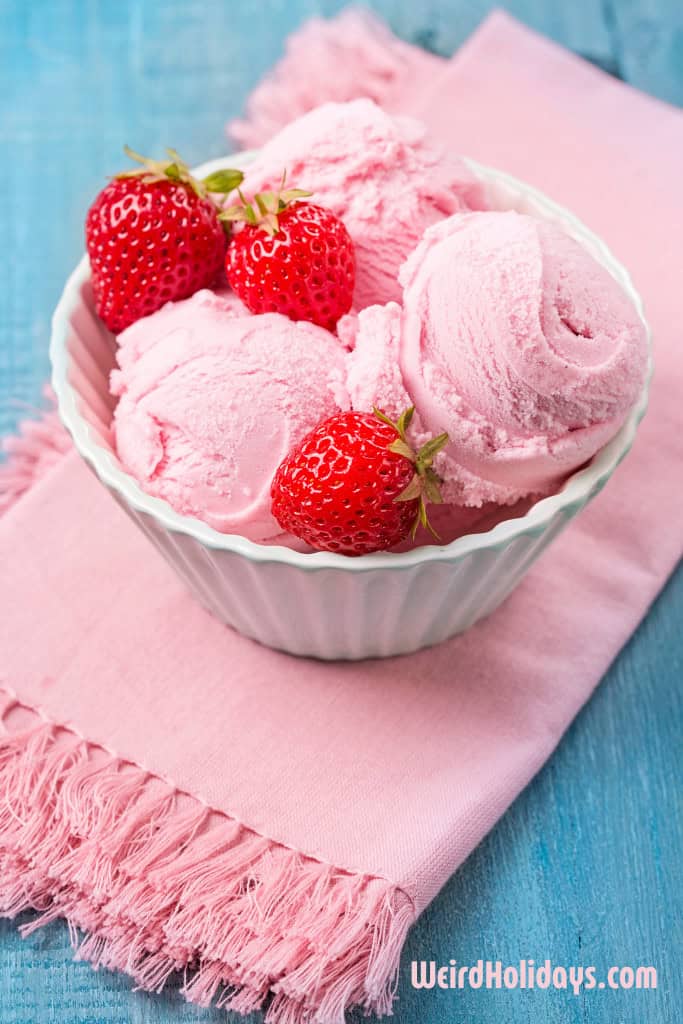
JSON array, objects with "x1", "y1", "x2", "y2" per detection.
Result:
[
  {"x1": 608, "y1": 0, "x2": 683, "y2": 106},
  {"x1": 1, "y1": 1, "x2": 681, "y2": 1022}
]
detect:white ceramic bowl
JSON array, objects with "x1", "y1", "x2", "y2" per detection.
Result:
[{"x1": 50, "y1": 157, "x2": 651, "y2": 659}]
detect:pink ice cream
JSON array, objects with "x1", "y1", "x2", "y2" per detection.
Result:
[
  {"x1": 239, "y1": 98, "x2": 487, "y2": 311},
  {"x1": 111, "y1": 290, "x2": 347, "y2": 540},
  {"x1": 346, "y1": 211, "x2": 649, "y2": 506}
]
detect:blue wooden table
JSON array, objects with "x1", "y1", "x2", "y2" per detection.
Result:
[{"x1": 1, "y1": 2, "x2": 681, "y2": 1022}]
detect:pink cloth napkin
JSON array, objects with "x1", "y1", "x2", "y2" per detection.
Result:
[{"x1": 2, "y1": 10, "x2": 682, "y2": 1024}]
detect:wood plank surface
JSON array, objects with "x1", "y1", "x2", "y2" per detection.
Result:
[{"x1": 1, "y1": 2, "x2": 680, "y2": 1022}]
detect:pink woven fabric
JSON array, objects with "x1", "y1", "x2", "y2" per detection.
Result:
[{"x1": 2, "y1": 11, "x2": 682, "y2": 1024}]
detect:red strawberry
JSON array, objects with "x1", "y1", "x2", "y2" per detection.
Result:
[
  {"x1": 271, "y1": 407, "x2": 449, "y2": 556},
  {"x1": 86, "y1": 148, "x2": 243, "y2": 334},
  {"x1": 223, "y1": 177, "x2": 355, "y2": 332}
]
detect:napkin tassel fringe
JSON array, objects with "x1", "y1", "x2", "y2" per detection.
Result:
[
  {"x1": 0, "y1": 390, "x2": 71, "y2": 516},
  {"x1": 0, "y1": 695, "x2": 415, "y2": 1024}
]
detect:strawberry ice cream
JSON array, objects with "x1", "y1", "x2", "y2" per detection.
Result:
[
  {"x1": 239, "y1": 98, "x2": 487, "y2": 310},
  {"x1": 346, "y1": 210, "x2": 649, "y2": 506},
  {"x1": 107, "y1": 119, "x2": 649, "y2": 553},
  {"x1": 111, "y1": 289, "x2": 347, "y2": 540}
]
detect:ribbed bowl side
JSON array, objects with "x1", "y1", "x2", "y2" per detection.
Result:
[
  {"x1": 96, "y1": 489, "x2": 583, "y2": 660},
  {"x1": 64, "y1": 277, "x2": 118, "y2": 451}
]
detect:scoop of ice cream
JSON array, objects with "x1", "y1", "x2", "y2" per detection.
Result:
[
  {"x1": 112, "y1": 289, "x2": 348, "y2": 540},
  {"x1": 347, "y1": 211, "x2": 649, "y2": 506},
  {"x1": 343, "y1": 302, "x2": 411, "y2": 407},
  {"x1": 239, "y1": 98, "x2": 487, "y2": 311}
]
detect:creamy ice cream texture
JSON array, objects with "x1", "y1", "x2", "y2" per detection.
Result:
[
  {"x1": 346, "y1": 210, "x2": 649, "y2": 506},
  {"x1": 110, "y1": 104, "x2": 648, "y2": 548},
  {"x1": 239, "y1": 98, "x2": 488, "y2": 310},
  {"x1": 111, "y1": 290, "x2": 347, "y2": 540}
]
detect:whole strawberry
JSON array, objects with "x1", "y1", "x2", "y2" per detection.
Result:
[
  {"x1": 86, "y1": 148, "x2": 243, "y2": 334},
  {"x1": 271, "y1": 408, "x2": 448, "y2": 556},
  {"x1": 223, "y1": 177, "x2": 355, "y2": 332}
]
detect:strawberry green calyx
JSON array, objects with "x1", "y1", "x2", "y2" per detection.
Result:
[
  {"x1": 116, "y1": 146, "x2": 244, "y2": 204},
  {"x1": 374, "y1": 406, "x2": 449, "y2": 539},
  {"x1": 219, "y1": 170, "x2": 312, "y2": 236}
]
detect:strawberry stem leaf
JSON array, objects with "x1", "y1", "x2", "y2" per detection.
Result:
[
  {"x1": 115, "y1": 147, "x2": 242, "y2": 205},
  {"x1": 396, "y1": 406, "x2": 415, "y2": 439},
  {"x1": 387, "y1": 438, "x2": 414, "y2": 460},
  {"x1": 396, "y1": 476, "x2": 423, "y2": 502},
  {"x1": 202, "y1": 168, "x2": 244, "y2": 194},
  {"x1": 123, "y1": 145, "x2": 147, "y2": 166},
  {"x1": 280, "y1": 188, "x2": 313, "y2": 205},
  {"x1": 221, "y1": 170, "x2": 312, "y2": 236},
  {"x1": 415, "y1": 431, "x2": 449, "y2": 469},
  {"x1": 422, "y1": 470, "x2": 444, "y2": 505},
  {"x1": 374, "y1": 406, "x2": 448, "y2": 542}
]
